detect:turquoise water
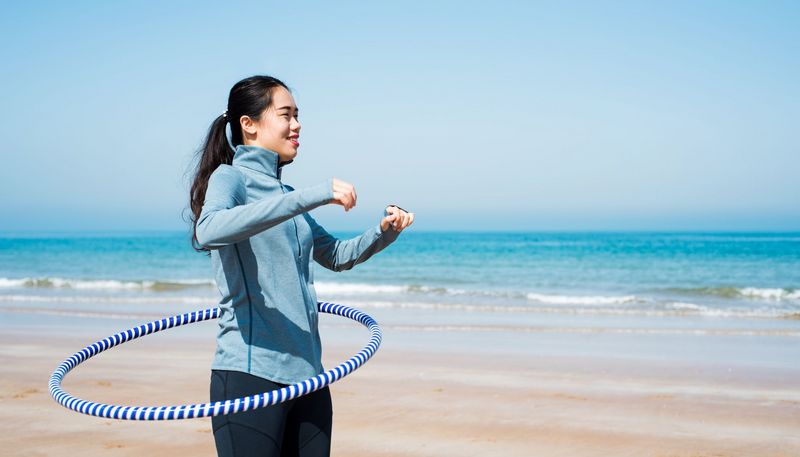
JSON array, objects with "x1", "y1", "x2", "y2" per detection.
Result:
[{"x1": 1, "y1": 231, "x2": 799, "y2": 320}]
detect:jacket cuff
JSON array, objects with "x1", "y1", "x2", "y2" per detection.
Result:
[
  {"x1": 301, "y1": 178, "x2": 335, "y2": 207},
  {"x1": 375, "y1": 222, "x2": 401, "y2": 242}
]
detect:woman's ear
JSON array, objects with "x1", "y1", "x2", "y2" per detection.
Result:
[{"x1": 240, "y1": 115, "x2": 258, "y2": 135}]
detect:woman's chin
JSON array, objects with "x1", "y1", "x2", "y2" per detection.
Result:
[{"x1": 281, "y1": 149, "x2": 298, "y2": 162}]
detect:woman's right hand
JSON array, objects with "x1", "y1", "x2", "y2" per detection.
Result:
[{"x1": 331, "y1": 177, "x2": 357, "y2": 212}]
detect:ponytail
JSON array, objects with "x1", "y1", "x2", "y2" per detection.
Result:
[
  {"x1": 188, "y1": 114, "x2": 233, "y2": 253},
  {"x1": 186, "y1": 75, "x2": 289, "y2": 254}
]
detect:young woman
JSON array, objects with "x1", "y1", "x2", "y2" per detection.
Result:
[{"x1": 188, "y1": 75, "x2": 414, "y2": 457}]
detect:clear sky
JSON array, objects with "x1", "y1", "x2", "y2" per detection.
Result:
[{"x1": 1, "y1": 1, "x2": 798, "y2": 232}]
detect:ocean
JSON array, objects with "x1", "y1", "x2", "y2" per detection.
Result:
[{"x1": 1, "y1": 231, "x2": 799, "y2": 337}]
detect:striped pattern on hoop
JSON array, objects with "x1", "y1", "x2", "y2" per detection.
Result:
[{"x1": 48, "y1": 301, "x2": 382, "y2": 420}]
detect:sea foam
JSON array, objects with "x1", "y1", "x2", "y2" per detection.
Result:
[
  {"x1": 526, "y1": 293, "x2": 639, "y2": 306},
  {"x1": 0, "y1": 277, "x2": 215, "y2": 290}
]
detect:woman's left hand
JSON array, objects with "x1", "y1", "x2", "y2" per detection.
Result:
[{"x1": 381, "y1": 205, "x2": 414, "y2": 233}]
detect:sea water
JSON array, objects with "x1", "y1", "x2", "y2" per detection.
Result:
[{"x1": 1, "y1": 231, "x2": 799, "y2": 336}]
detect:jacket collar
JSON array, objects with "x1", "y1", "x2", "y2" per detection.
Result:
[{"x1": 232, "y1": 144, "x2": 293, "y2": 180}]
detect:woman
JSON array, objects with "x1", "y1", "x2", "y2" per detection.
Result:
[{"x1": 188, "y1": 75, "x2": 414, "y2": 457}]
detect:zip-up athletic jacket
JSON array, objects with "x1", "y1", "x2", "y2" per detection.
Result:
[{"x1": 196, "y1": 144, "x2": 401, "y2": 384}]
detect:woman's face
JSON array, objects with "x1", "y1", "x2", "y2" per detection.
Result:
[{"x1": 241, "y1": 86, "x2": 301, "y2": 163}]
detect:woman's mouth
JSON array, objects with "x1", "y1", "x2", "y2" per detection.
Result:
[{"x1": 289, "y1": 136, "x2": 299, "y2": 147}]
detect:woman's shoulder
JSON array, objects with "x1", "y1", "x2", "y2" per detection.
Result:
[
  {"x1": 208, "y1": 164, "x2": 247, "y2": 195},
  {"x1": 210, "y1": 164, "x2": 245, "y2": 183}
]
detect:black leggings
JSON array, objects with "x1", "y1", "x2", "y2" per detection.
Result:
[{"x1": 210, "y1": 369, "x2": 332, "y2": 457}]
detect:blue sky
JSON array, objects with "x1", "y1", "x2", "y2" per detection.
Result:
[{"x1": 0, "y1": 1, "x2": 798, "y2": 231}]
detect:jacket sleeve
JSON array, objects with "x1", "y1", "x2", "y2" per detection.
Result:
[
  {"x1": 196, "y1": 166, "x2": 335, "y2": 249},
  {"x1": 304, "y1": 210, "x2": 401, "y2": 272}
]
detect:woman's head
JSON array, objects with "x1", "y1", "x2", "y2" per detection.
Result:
[
  {"x1": 227, "y1": 76, "x2": 301, "y2": 163},
  {"x1": 187, "y1": 75, "x2": 296, "y2": 253}
]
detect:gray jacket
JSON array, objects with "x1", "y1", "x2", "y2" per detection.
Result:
[{"x1": 196, "y1": 144, "x2": 400, "y2": 384}]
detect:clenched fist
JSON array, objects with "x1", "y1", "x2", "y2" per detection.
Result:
[
  {"x1": 381, "y1": 205, "x2": 414, "y2": 233},
  {"x1": 330, "y1": 177, "x2": 357, "y2": 211}
]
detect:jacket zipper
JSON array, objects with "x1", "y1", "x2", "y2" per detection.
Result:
[
  {"x1": 279, "y1": 183, "x2": 302, "y2": 258},
  {"x1": 277, "y1": 166, "x2": 315, "y2": 332}
]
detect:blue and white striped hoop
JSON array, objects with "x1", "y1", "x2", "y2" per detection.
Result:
[{"x1": 49, "y1": 301, "x2": 382, "y2": 421}]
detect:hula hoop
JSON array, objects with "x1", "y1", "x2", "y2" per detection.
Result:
[{"x1": 48, "y1": 301, "x2": 381, "y2": 421}]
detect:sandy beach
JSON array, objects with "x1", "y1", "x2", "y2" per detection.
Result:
[{"x1": 1, "y1": 306, "x2": 798, "y2": 457}]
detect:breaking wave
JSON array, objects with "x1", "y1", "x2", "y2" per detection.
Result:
[{"x1": 0, "y1": 277, "x2": 216, "y2": 291}]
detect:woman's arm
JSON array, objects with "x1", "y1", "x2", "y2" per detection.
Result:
[
  {"x1": 304, "y1": 211, "x2": 402, "y2": 272},
  {"x1": 196, "y1": 166, "x2": 334, "y2": 249}
]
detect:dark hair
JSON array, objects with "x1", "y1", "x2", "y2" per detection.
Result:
[{"x1": 186, "y1": 75, "x2": 289, "y2": 254}]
